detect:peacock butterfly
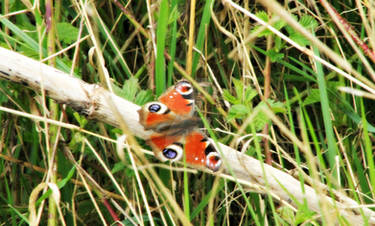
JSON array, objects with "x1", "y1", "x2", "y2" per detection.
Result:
[{"x1": 138, "y1": 80, "x2": 222, "y2": 172}]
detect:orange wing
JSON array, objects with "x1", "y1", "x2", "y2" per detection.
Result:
[
  {"x1": 138, "y1": 80, "x2": 195, "y2": 131},
  {"x1": 148, "y1": 131, "x2": 222, "y2": 172}
]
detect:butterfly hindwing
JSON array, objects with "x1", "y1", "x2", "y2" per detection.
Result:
[
  {"x1": 148, "y1": 131, "x2": 222, "y2": 172},
  {"x1": 184, "y1": 131, "x2": 222, "y2": 172},
  {"x1": 148, "y1": 134, "x2": 184, "y2": 162}
]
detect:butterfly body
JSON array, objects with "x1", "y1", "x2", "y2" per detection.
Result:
[{"x1": 138, "y1": 80, "x2": 222, "y2": 172}]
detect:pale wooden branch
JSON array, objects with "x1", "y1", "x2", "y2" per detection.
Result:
[{"x1": 0, "y1": 47, "x2": 374, "y2": 224}]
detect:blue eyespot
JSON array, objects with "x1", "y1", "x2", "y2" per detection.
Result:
[
  {"x1": 148, "y1": 104, "x2": 161, "y2": 113},
  {"x1": 163, "y1": 148, "x2": 177, "y2": 159}
]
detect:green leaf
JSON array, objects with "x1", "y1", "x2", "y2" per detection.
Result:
[
  {"x1": 135, "y1": 90, "x2": 153, "y2": 106},
  {"x1": 73, "y1": 112, "x2": 88, "y2": 127},
  {"x1": 274, "y1": 36, "x2": 285, "y2": 52},
  {"x1": 112, "y1": 162, "x2": 126, "y2": 174},
  {"x1": 252, "y1": 12, "x2": 286, "y2": 37},
  {"x1": 223, "y1": 89, "x2": 238, "y2": 104},
  {"x1": 252, "y1": 102, "x2": 271, "y2": 131},
  {"x1": 268, "y1": 99, "x2": 286, "y2": 113},
  {"x1": 155, "y1": 0, "x2": 169, "y2": 95},
  {"x1": 266, "y1": 49, "x2": 284, "y2": 62},
  {"x1": 36, "y1": 166, "x2": 76, "y2": 206},
  {"x1": 244, "y1": 88, "x2": 258, "y2": 103},
  {"x1": 122, "y1": 77, "x2": 139, "y2": 101},
  {"x1": 228, "y1": 104, "x2": 250, "y2": 121},
  {"x1": 289, "y1": 32, "x2": 311, "y2": 46},
  {"x1": 273, "y1": 18, "x2": 287, "y2": 30},
  {"x1": 303, "y1": 89, "x2": 320, "y2": 106},
  {"x1": 191, "y1": 0, "x2": 214, "y2": 77},
  {"x1": 56, "y1": 22, "x2": 79, "y2": 45},
  {"x1": 256, "y1": 11, "x2": 268, "y2": 22},
  {"x1": 285, "y1": 15, "x2": 317, "y2": 46},
  {"x1": 249, "y1": 101, "x2": 284, "y2": 131},
  {"x1": 299, "y1": 15, "x2": 318, "y2": 31},
  {"x1": 233, "y1": 78, "x2": 244, "y2": 100},
  {"x1": 295, "y1": 204, "x2": 316, "y2": 224}
]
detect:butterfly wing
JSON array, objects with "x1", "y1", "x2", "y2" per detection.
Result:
[
  {"x1": 138, "y1": 80, "x2": 195, "y2": 132},
  {"x1": 148, "y1": 134, "x2": 185, "y2": 162},
  {"x1": 148, "y1": 131, "x2": 222, "y2": 172},
  {"x1": 139, "y1": 80, "x2": 222, "y2": 172},
  {"x1": 184, "y1": 131, "x2": 222, "y2": 172},
  {"x1": 158, "y1": 80, "x2": 194, "y2": 117}
]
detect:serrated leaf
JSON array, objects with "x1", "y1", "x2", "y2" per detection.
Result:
[
  {"x1": 285, "y1": 15, "x2": 317, "y2": 46},
  {"x1": 255, "y1": 11, "x2": 269, "y2": 22},
  {"x1": 56, "y1": 22, "x2": 79, "y2": 44},
  {"x1": 252, "y1": 102, "x2": 271, "y2": 131},
  {"x1": 273, "y1": 18, "x2": 287, "y2": 30},
  {"x1": 249, "y1": 101, "x2": 284, "y2": 131},
  {"x1": 299, "y1": 15, "x2": 318, "y2": 31},
  {"x1": 253, "y1": 112, "x2": 270, "y2": 131},
  {"x1": 223, "y1": 89, "x2": 239, "y2": 104},
  {"x1": 251, "y1": 12, "x2": 286, "y2": 37}
]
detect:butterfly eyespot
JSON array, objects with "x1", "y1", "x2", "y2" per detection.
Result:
[
  {"x1": 160, "y1": 143, "x2": 183, "y2": 162},
  {"x1": 145, "y1": 102, "x2": 170, "y2": 114},
  {"x1": 148, "y1": 104, "x2": 161, "y2": 112},
  {"x1": 163, "y1": 148, "x2": 178, "y2": 159},
  {"x1": 206, "y1": 152, "x2": 222, "y2": 172},
  {"x1": 176, "y1": 81, "x2": 193, "y2": 96}
]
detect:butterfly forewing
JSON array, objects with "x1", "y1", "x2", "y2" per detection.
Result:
[{"x1": 158, "y1": 80, "x2": 194, "y2": 117}]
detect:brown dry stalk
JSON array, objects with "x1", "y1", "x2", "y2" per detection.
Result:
[{"x1": 318, "y1": 0, "x2": 375, "y2": 64}]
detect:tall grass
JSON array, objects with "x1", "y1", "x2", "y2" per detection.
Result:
[{"x1": 0, "y1": 0, "x2": 375, "y2": 225}]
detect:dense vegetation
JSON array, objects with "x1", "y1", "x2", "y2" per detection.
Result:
[{"x1": 1, "y1": 0, "x2": 375, "y2": 225}]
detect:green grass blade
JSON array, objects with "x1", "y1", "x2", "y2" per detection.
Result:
[
  {"x1": 191, "y1": 0, "x2": 214, "y2": 77},
  {"x1": 167, "y1": 1, "x2": 178, "y2": 87},
  {"x1": 313, "y1": 47, "x2": 338, "y2": 173},
  {"x1": 96, "y1": 16, "x2": 133, "y2": 78},
  {"x1": 155, "y1": 0, "x2": 169, "y2": 95},
  {"x1": 361, "y1": 98, "x2": 375, "y2": 199}
]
